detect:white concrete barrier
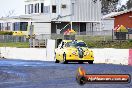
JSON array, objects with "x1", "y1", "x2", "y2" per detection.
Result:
[
  {"x1": 92, "y1": 48, "x2": 129, "y2": 65},
  {"x1": 0, "y1": 47, "x2": 131, "y2": 65},
  {"x1": 46, "y1": 39, "x2": 55, "y2": 61},
  {"x1": 0, "y1": 47, "x2": 47, "y2": 61}
]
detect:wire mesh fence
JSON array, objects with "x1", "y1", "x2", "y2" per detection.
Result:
[
  {"x1": 0, "y1": 35, "x2": 28, "y2": 43},
  {"x1": 34, "y1": 31, "x2": 114, "y2": 41},
  {"x1": 0, "y1": 35, "x2": 29, "y2": 48},
  {"x1": 0, "y1": 30, "x2": 132, "y2": 48},
  {"x1": 1, "y1": 30, "x2": 131, "y2": 43}
]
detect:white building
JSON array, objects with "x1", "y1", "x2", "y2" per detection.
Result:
[
  {"x1": 102, "y1": 12, "x2": 120, "y2": 31},
  {"x1": 24, "y1": 0, "x2": 101, "y2": 35},
  {"x1": 0, "y1": 0, "x2": 102, "y2": 35}
]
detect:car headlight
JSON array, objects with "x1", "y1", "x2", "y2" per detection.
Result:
[
  {"x1": 85, "y1": 52, "x2": 89, "y2": 56},
  {"x1": 72, "y1": 51, "x2": 77, "y2": 55}
]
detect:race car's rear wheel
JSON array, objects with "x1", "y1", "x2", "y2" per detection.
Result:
[
  {"x1": 88, "y1": 61, "x2": 93, "y2": 64},
  {"x1": 55, "y1": 53, "x2": 60, "y2": 63},
  {"x1": 55, "y1": 59, "x2": 60, "y2": 63},
  {"x1": 63, "y1": 53, "x2": 67, "y2": 64}
]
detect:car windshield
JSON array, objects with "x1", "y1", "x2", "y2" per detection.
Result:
[{"x1": 66, "y1": 41, "x2": 87, "y2": 47}]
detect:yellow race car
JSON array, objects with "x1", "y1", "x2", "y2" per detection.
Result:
[{"x1": 55, "y1": 40, "x2": 94, "y2": 64}]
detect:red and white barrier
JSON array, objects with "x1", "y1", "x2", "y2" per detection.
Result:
[{"x1": 128, "y1": 49, "x2": 132, "y2": 66}]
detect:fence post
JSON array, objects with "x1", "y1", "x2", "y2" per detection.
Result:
[
  {"x1": 112, "y1": 29, "x2": 114, "y2": 41},
  {"x1": 128, "y1": 33, "x2": 129, "y2": 40},
  {"x1": 29, "y1": 22, "x2": 33, "y2": 48}
]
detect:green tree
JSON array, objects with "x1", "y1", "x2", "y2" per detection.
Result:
[
  {"x1": 126, "y1": 0, "x2": 132, "y2": 9},
  {"x1": 102, "y1": 0, "x2": 119, "y2": 15},
  {"x1": 118, "y1": 5, "x2": 127, "y2": 11}
]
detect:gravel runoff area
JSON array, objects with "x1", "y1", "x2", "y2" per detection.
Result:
[{"x1": 0, "y1": 59, "x2": 131, "y2": 88}]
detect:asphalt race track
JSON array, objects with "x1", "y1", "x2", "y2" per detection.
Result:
[{"x1": 0, "y1": 59, "x2": 132, "y2": 88}]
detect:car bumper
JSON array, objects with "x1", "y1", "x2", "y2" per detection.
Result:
[
  {"x1": 66, "y1": 60, "x2": 94, "y2": 62},
  {"x1": 66, "y1": 55, "x2": 94, "y2": 61}
]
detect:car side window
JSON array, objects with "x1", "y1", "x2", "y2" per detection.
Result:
[
  {"x1": 65, "y1": 42, "x2": 70, "y2": 47},
  {"x1": 58, "y1": 42, "x2": 62, "y2": 48},
  {"x1": 58, "y1": 42, "x2": 65, "y2": 48},
  {"x1": 61, "y1": 42, "x2": 65, "y2": 48}
]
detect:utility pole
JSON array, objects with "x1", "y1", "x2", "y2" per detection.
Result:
[
  {"x1": 71, "y1": 21, "x2": 72, "y2": 30},
  {"x1": 29, "y1": 22, "x2": 33, "y2": 48}
]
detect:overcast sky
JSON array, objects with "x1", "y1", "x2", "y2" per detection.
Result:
[
  {"x1": 0, "y1": 0, "x2": 25, "y2": 17},
  {"x1": 0, "y1": 0, "x2": 129, "y2": 17}
]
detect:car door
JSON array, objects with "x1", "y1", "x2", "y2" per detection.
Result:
[
  {"x1": 56, "y1": 42, "x2": 62, "y2": 60},
  {"x1": 56, "y1": 41, "x2": 65, "y2": 61},
  {"x1": 59, "y1": 41, "x2": 66, "y2": 61}
]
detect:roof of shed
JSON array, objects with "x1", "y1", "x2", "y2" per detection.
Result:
[{"x1": 103, "y1": 8, "x2": 132, "y2": 19}]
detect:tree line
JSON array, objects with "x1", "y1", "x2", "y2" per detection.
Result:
[{"x1": 102, "y1": 0, "x2": 132, "y2": 15}]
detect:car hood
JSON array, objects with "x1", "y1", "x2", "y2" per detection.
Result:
[{"x1": 66, "y1": 47, "x2": 91, "y2": 51}]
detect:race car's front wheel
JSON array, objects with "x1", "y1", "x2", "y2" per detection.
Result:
[
  {"x1": 79, "y1": 61, "x2": 83, "y2": 64},
  {"x1": 88, "y1": 61, "x2": 93, "y2": 64},
  {"x1": 63, "y1": 53, "x2": 67, "y2": 64}
]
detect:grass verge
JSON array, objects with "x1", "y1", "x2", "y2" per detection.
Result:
[{"x1": 0, "y1": 42, "x2": 29, "y2": 48}]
